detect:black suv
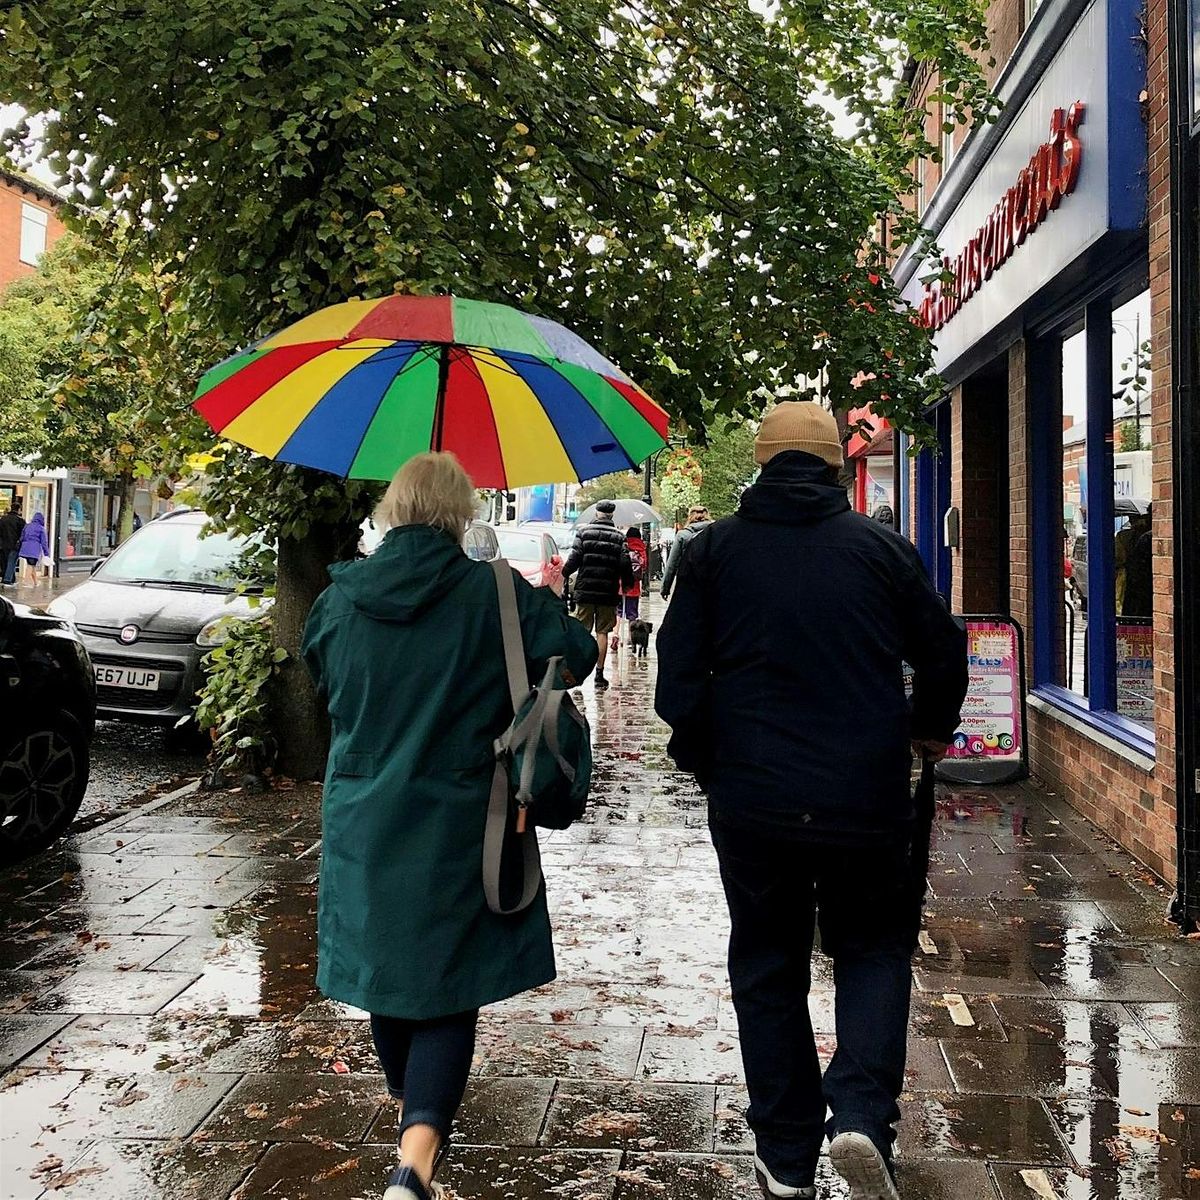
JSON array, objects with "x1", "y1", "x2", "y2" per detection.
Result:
[{"x1": 0, "y1": 596, "x2": 96, "y2": 864}]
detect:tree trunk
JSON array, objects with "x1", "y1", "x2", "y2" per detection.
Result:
[
  {"x1": 114, "y1": 474, "x2": 136, "y2": 545},
  {"x1": 271, "y1": 520, "x2": 359, "y2": 780}
]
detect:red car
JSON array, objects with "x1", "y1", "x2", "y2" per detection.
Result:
[{"x1": 494, "y1": 528, "x2": 565, "y2": 595}]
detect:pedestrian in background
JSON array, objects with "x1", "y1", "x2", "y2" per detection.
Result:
[
  {"x1": 18, "y1": 510, "x2": 49, "y2": 587},
  {"x1": 0, "y1": 498, "x2": 25, "y2": 588},
  {"x1": 660, "y1": 505, "x2": 712, "y2": 600},
  {"x1": 618, "y1": 525, "x2": 648, "y2": 642},
  {"x1": 303, "y1": 452, "x2": 596, "y2": 1200},
  {"x1": 655, "y1": 401, "x2": 967, "y2": 1200},
  {"x1": 562, "y1": 498, "x2": 633, "y2": 689}
]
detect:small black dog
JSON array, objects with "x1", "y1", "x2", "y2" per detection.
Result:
[{"x1": 628, "y1": 619, "x2": 653, "y2": 657}]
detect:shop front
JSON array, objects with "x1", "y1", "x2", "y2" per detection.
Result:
[
  {"x1": 893, "y1": 0, "x2": 1182, "y2": 887},
  {"x1": 0, "y1": 464, "x2": 107, "y2": 577}
]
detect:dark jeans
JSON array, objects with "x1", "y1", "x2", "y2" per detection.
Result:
[
  {"x1": 370, "y1": 1009, "x2": 479, "y2": 1140},
  {"x1": 710, "y1": 818, "x2": 921, "y2": 1189},
  {"x1": 2, "y1": 549, "x2": 17, "y2": 585}
]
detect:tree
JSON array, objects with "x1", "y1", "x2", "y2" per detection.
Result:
[
  {"x1": 0, "y1": 233, "x2": 209, "y2": 542},
  {"x1": 695, "y1": 421, "x2": 758, "y2": 518},
  {"x1": 574, "y1": 471, "x2": 654, "y2": 513},
  {"x1": 0, "y1": 0, "x2": 991, "y2": 776}
]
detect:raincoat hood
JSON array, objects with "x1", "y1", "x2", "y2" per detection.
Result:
[
  {"x1": 329, "y1": 524, "x2": 474, "y2": 623},
  {"x1": 737, "y1": 451, "x2": 850, "y2": 525},
  {"x1": 29, "y1": 512, "x2": 44, "y2": 526}
]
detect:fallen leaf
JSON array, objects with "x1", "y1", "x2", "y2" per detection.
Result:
[
  {"x1": 243, "y1": 1103, "x2": 269, "y2": 1120},
  {"x1": 45, "y1": 1166, "x2": 108, "y2": 1190}
]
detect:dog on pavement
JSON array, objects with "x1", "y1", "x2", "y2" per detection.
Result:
[{"x1": 628, "y1": 619, "x2": 653, "y2": 658}]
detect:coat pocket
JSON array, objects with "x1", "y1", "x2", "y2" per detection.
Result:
[{"x1": 333, "y1": 750, "x2": 379, "y2": 778}]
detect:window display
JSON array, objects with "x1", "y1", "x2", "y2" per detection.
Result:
[{"x1": 62, "y1": 484, "x2": 101, "y2": 560}]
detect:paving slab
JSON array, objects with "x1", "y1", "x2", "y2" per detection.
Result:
[{"x1": 0, "y1": 597, "x2": 1192, "y2": 1196}]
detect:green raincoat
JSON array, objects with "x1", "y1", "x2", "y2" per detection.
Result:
[{"x1": 302, "y1": 525, "x2": 597, "y2": 1019}]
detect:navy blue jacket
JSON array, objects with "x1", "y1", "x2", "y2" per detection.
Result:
[{"x1": 654, "y1": 452, "x2": 967, "y2": 845}]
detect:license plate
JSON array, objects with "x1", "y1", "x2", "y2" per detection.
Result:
[{"x1": 95, "y1": 665, "x2": 161, "y2": 692}]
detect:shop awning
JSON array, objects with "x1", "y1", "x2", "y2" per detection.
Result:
[{"x1": 846, "y1": 404, "x2": 893, "y2": 459}]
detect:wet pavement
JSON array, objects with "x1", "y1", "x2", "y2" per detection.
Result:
[
  {"x1": 1, "y1": 598, "x2": 1196, "y2": 1198},
  {"x1": 80, "y1": 722, "x2": 206, "y2": 825}
]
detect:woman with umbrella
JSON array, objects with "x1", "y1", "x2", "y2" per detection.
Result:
[
  {"x1": 194, "y1": 295, "x2": 670, "y2": 1199},
  {"x1": 303, "y1": 453, "x2": 597, "y2": 1200}
]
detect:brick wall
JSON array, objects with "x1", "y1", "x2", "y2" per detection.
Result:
[
  {"x1": 986, "y1": 0, "x2": 1027, "y2": 86},
  {"x1": 0, "y1": 177, "x2": 65, "y2": 289}
]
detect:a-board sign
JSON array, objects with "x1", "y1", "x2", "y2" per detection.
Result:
[{"x1": 936, "y1": 616, "x2": 1028, "y2": 785}]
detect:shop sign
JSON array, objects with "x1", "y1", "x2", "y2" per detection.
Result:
[
  {"x1": 1115, "y1": 619, "x2": 1154, "y2": 724},
  {"x1": 896, "y1": 0, "x2": 1146, "y2": 377},
  {"x1": 67, "y1": 468, "x2": 94, "y2": 485},
  {"x1": 917, "y1": 105, "x2": 1085, "y2": 332}
]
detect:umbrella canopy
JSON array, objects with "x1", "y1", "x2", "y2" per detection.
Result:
[
  {"x1": 193, "y1": 295, "x2": 669, "y2": 488},
  {"x1": 1114, "y1": 496, "x2": 1150, "y2": 517},
  {"x1": 574, "y1": 499, "x2": 663, "y2": 527}
]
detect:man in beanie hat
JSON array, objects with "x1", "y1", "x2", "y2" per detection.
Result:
[
  {"x1": 563, "y1": 499, "x2": 634, "y2": 688},
  {"x1": 655, "y1": 401, "x2": 966, "y2": 1200}
]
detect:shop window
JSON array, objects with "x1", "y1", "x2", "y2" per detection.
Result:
[
  {"x1": 63, "y1": 484, "x2": 102, "y2": 560},
  {"x1": 1060, "y1": 328, "x2": 1087, "y2": 699},
  {"x1": 1034, "y1": 290, "x2": 1154, "y2": 745},
  {"x1": 1111, "y1": 292, "x2": 1154, "y2": 731},
  {"x1": 941, "y1": 103, "x2": 956, "y2": 168},
  {"x1": 19, "y1": 203, "x2": 48, "y2": 266}
]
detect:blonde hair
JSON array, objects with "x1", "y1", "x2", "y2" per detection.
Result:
[{"x1": 374, "y1": 452, "x2": 477, "y2": 540}]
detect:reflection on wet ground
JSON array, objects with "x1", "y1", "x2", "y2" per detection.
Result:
[{"x1": 0, "y1": 599, "x2": 1195, "y2": 1197}]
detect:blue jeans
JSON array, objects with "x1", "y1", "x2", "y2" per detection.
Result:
[
  {"x1": 370, "y1": 1009, "x2": 478, "y2": 1139},
  {"x1": 710, "y1": 818, "x2": 921, "y2": 1189},
  {"x1": 2, "y1": 549, "x2": 18, "y2": 585}
]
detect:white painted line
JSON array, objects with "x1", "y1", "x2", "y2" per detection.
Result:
[
  {"x1": 918, "y1": 930, "x2": 938, "y2": 955},
  {"x1": 1019, "y1": 1168, "x2": 1061, "y2": 1200},
  {"x1": 943, "y1": 993, "x2": 975, "y2": 1027}
]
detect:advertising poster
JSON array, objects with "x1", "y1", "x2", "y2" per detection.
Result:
[
  {"x1": 938, "y1": 618, "x2": 1026, "y2": 784},
  {"x1": 1115, "y1": 620, "x2": 1154, "y2": 727}
]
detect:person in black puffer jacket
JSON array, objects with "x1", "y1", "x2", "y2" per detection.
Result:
[
  {"x1": 563, "y1": 500, "x2": 633, "y2": 688},
  {"x1": 655, "y1": 402, "x2": 967, "y2": 1200}
]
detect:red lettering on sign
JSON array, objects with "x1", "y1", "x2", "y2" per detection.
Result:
[{"x1": 916, "y1": 104, "x2": 1086, "y2": 331}]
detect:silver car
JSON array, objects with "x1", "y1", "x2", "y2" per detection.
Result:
[{"x1": 47, "y1": 510, "x2": 264, "y2": 725}]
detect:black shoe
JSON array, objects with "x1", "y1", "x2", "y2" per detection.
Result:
[{"x1": 594, "y1": 672, "x2": 609, "y2": 689}]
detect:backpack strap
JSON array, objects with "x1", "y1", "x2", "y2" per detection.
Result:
[
  {"x1": 483, "y1": 559, "x2": 543, "y2": 916},
  {"x1": 491, "y1": 559, "x2": 528, "y2": 715},
  {"x1": 483, "y1": 759, "x2": 543, "y2": 915}
]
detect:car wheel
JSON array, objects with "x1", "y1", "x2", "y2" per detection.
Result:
[{"x1": 0, "y1": 712, "x2": 89, "y2": 866}]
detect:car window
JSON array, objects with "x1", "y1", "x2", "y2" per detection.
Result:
[
  {"x1": 94, "y1": 520, "x2": 256, "y2": 589},
  {"x1": 495, "y1": 530, "x2": 543, "y2": 561},
  {"x1": 477, "y1": 526, "x2": 500, "y2": 561}
]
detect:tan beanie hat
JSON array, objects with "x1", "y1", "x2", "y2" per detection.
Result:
[{"x1": 754, "y1": 401, "x2": 844, "y2": 468}]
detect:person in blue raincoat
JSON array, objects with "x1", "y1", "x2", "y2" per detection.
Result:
[{"x1": 303, "y1": 452, "x2": 596, "y2": 1200}]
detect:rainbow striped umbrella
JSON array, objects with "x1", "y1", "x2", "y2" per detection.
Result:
[{"x1": 193, "y1": 295, "x2": 669, "y2": 487}]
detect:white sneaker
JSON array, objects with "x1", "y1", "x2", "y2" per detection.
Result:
[
  {"x1": 829, "y1": 1131, "x2": 900, "y2": 1200},
  {"x1": 753, "y1": 1153, "x2": 816, "y2": 1198},
  {"x1": 382, "y1": 1166, "x2": 445, "y2": 1200}
]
